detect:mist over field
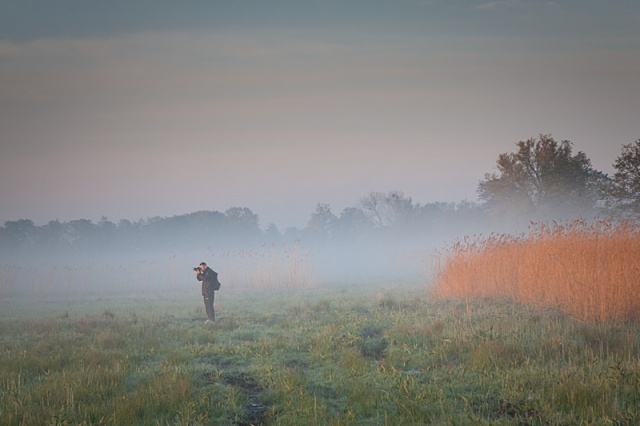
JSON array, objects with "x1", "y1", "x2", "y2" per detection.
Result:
[
  {"x1": 0, "y1": 206, "x2": 461, "y2": 297},
  {"x1": 1, "y1": 199, "x2": 478, "y2": 295},
  {"x1": 0, "y1": 190, "x2": 618, "y2": 299},
  {"x1": 3, "y1": 134, "x2": 640, "y2": 300}
]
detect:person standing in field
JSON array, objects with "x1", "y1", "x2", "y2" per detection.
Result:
[{"x1": 194, "y1": 262, "x2": 221, "y2": 323}]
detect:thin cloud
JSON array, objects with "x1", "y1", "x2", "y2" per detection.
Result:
[{"x1": 475, "y1": 0, "x2": 558, "y2": 11}]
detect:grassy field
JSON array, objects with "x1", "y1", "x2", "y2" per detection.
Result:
[{"x1": 2, "y1": 282, "x2": 640, "y2": 425}]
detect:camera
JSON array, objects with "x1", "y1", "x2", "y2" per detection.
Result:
[{"x1": 193, "y1": 267, "x2": 200, "y2": 272}]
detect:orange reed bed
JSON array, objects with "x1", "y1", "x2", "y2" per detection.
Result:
[{"x1": 432, "y1": 219, "x2": 640, "y2": 323}]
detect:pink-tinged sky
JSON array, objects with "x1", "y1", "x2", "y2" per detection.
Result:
[{"x1": 1, "y1": 1, "x2": 639, "y2": 229}]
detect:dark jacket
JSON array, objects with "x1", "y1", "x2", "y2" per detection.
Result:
[{"x1": 197, "y1": 267, "x2": 219, "y2": 296}]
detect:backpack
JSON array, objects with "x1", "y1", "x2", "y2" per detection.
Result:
[{"x1": 212, "y1": 270, "x2": 222, "y2": 291}]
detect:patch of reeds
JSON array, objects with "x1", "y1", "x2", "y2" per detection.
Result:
[
  {"x1": 432, "y1": 218, "x2": 640, "y2": 323},
  {"x1": 215, "y1": 241, "x2": 317, "y2": 289}
]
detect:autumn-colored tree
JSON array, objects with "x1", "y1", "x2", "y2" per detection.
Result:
[{"x1": 478, "y1": 135, "x2": 604, "y2": 223}]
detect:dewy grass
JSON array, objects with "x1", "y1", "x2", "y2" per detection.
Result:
[
  {"x1": 2, "y1": 284, "x2": 640, "y2": 424},
  {"x1": 432, "y1": 218, "x2": 640, "y2": 323}
]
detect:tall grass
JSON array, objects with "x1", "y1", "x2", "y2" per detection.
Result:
[
  {"x1": 432, "y1": 218, "x2": 640, "y2": 323},
  {"x1": 215, "y1": 241, "x2": 316, "y2": 289}
]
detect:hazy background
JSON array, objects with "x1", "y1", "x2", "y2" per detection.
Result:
[{"x1": 2, "y1": 0, "x2": 639, "y2": 230}]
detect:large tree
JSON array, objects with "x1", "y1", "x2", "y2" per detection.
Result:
[
  {"x1": 478, "y1": 135, "x2": 605, "y2": 221},
  {"x1": 610, "y1": 139, "x2": 640, "y2": 219}
]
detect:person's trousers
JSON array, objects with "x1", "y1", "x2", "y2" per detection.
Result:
[{"x1": 203, "y1": 291, "x2": 215, "y2": 321}]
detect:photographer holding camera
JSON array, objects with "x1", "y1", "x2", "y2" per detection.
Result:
[{"x1": 194, "y1": 262, "x2": 221, "y2": 323}]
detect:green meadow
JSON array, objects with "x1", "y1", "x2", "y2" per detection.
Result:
[{"x1": 2, "y1": 283, "x2": 640, "y2": 425}]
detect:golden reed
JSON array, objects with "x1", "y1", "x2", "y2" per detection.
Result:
[{"x1": 432, "y1": 218, "x2": 640, "y2": 323}]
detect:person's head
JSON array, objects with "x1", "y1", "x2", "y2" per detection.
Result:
[{"x1": 199, "y1": 262, "x2": 207, "y2": 272}]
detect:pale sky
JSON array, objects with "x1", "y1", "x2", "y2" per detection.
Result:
[{"x1": 1, "y1": 1, "x2": 639, "y2": 229}]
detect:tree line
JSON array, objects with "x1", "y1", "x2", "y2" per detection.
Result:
[{"x1": 1, "y1": 135, "x2": 639, "y2": 262}]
